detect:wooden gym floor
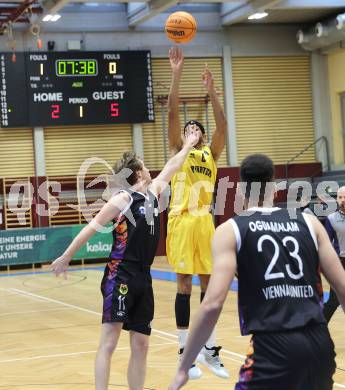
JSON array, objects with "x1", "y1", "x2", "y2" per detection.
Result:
[{"x1": 0, "y1": 257, "x2": 344, "y2": 390}]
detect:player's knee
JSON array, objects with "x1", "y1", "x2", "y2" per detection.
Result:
[
  {"x1": 177, "y1": 284, "x2": 192, "y2": 294},
  {"x1": 100, "y1": 337, "x2": 118, "y2": 355},
  {"x1": 177, "y1": 275, "x2": 192, "y2": 294},
  {"x1": 131, "y1": 337, "x2": 149, "y2": 357}
]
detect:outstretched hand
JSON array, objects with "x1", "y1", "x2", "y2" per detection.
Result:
[
  {"x1": 169, "y1": 46, "x2": 184, "y2": 74},
  {"x1": 184, "y1": 130, "x2": 199, "y2": 148},
  {"x1": 202, "y1": 64, "x2": 215, "y2": 94},
  {"x1": 168, "y1": 370, "x2": 189, "y2": 390},
  {"x1": 51, "y1": 254, "x2": 71, "y2": 279}
]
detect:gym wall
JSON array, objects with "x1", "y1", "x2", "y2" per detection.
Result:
[
  {"x1": 327, "y1": 48, "x2": 345, "y2": 166},
  {"x1": 233, "y1": 56, "x2": 315, "y2": 164}
]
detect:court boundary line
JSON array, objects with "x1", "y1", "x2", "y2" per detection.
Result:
[
  {"x1": 5, "y1": 287, "x2": 344, "y2": 388},
  {"x1": 0, "y1": 266, "x2": 332, "y2": 301},
  {"x1": 0, "y1": 341, "x2": 177, "y2": 364},
  {"x1": 0, "y1": 266, "x2": 237, "y2": 291},
  {"x1": 8, "y1": 287, "x2": 246, "y2": 363}
]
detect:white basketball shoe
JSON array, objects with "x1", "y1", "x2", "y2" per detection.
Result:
[
  {"x1": 197, "y1": 345, "x2": 230, "y2": 379},
  {"x1": 178, "y1": 347, "x2": 202, "y2": 380}
]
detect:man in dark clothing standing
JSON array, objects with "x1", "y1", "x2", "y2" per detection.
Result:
[{"x1": 324, "y1": 186, "x2": 345, "y2": 322}]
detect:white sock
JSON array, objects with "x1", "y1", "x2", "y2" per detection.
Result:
[
  {"x1": 178, "y1": 329, "x2": 188, "y2": 349},
  {"x1": 205, "y1": 327, "x2": 216, "y2": 349}
]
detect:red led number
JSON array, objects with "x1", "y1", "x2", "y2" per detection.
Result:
[
  {"x1": 51, "y1": 104, "x2": 60, "y2": 119},
  {"x1": 110, "y1": 103, "x2": 119, "y2": 117}
]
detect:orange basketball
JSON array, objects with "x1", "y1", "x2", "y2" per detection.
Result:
[{"x1": 165, "y1": 11, "x2": 197, "y2": 44}]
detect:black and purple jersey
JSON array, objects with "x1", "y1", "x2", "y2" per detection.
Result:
[
  {"x1": 110, "y1": 189, "x2": 160, "y2": 267},
  {"x1": 230, "y1": 207, "x2": 325, "y2": 335}
]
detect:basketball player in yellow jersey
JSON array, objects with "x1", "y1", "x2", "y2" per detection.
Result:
[{"x1": 166, "y1": 46, "x2": 229, "y2": 380}]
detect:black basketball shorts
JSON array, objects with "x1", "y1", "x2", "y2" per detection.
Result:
[
  {"x1": 100, "y1": 260, "x2": 154, "y2": 336},
  {"x1": 235, "y1": 323, "x2": 336, "y2": 390}
]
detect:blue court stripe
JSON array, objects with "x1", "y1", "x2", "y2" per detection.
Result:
[
  {"x1": 150, "y1": 269, "x2": 239, "y2": 291},
  {"x1": 0, "y1": 266, "x2": 332, "y2": 300},
  {"x1": 0, "y1": 266, "x2": 102, "y2": 278},
  {"x1": 0, "y1": 265, "x2": 238, "y2": 291}
]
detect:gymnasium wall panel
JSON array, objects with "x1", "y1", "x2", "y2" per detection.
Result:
[
  {"x1": 143, "y1": 57, "x2": 228, "y2": 170},
  {"x1": 44, "y1": 125, "x2": 132, "y2": 176},
  {"x1": 0, "y1": 127, "x2": 35, "y2": 177},
  {"x1": 232, "y1": 56, "x2": 315, "y2": 164},
  {"x1": 328, "y1": 49, "x2": 345, "y2": 165}
]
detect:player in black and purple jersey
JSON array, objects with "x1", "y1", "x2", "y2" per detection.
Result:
[
  {"x1": 52, "y1": 131, "x2": 198, "y2": 390},
  {"x1": 169, "y1": 153, "x2": 345, "y2": 390}
]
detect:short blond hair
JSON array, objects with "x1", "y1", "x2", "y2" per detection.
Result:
[{"x1": 114, "y1": 152, "x2": 143, "y2": 185}]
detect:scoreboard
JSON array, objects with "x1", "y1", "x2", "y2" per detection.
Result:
[{"x1": 0, "y1": 51, "x2": 154, "y2": 128}]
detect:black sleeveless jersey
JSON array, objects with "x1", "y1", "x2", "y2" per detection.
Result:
[
  {"x1": 109, "y1": 190, "x2": 160, "y2": 267},
  {"x1": 230, "y1": 207, "x2": 325, "y2": 335}
]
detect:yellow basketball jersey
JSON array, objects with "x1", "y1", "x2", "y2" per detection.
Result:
[{"x1": 170, "y1": 145, "x2": 217, "y2": 215}]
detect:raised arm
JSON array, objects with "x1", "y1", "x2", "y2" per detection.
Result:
[
  {"x1": 168, "y1": 221, "x2": 237, "y2": 390},
  {"x1": 168, "y1": 46, "x2": 184, "y2": 153},
  {"x1": 150, "y1": 132, "x2": 198, "y2": 197},
  {"x1": 51, "y1": 191, "x2": 131, "y2": 277},
  {"x1": 203, "y1": 66, "x2": 228, "y2": 161},
  {"x1": 306, "y1": 214, "x2": 345, "y2": 313}
]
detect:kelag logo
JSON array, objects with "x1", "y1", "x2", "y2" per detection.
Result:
[{"x1": 86, "y1": 242, "x2": 112, "y2": 253}]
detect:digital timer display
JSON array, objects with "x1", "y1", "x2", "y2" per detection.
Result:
[
  {"x1": 0, "y1": 51, "x2": 154, "y2": 128},
  {"x1": 56, "y1": 59, "x2": 98, "y2": 76}
]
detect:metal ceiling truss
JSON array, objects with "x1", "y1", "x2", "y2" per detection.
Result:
[
  {"x1": 0, "y1": 0, "x2": 344, "y2": 36},
  {"x1": 0, "y1": 0, "x2": 41, "y2": 34}
]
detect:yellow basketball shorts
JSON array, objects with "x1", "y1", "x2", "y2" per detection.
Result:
[{"x1": 166, "y1": 212, "x2": 215, "y2": 275}]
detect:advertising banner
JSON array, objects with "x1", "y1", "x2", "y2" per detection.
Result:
[{"x1": 0, "y1": 225, "x2": 112, "y2": 266}]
